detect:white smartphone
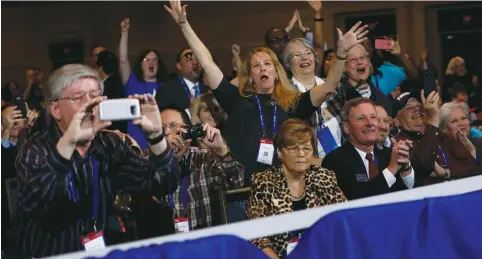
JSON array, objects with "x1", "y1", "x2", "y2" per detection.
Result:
[{"x1": 98, "y1": 99, "x2": 141, "y2": 121}]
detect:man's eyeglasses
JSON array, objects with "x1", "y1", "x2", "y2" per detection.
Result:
[
  {"x1": 182, "y1": 52, "x2": 195, "y2": 61},
  {"x1": 53, "y1": 90, "x2": 102, "y2": 104},
  {"x1": 291, "y1": 51, "x2": 314, "y2": 60},
  {"x1": 284, "y1": 145, "x2": 314, "y2": 154},
  {"x1": 162, "y1": 123, "x2": 183, "y2": 132},
  {"x1": 346, "y1": 55, "x2": 369, "y2": 65},
  {"x1": 268, "y1": 36, "x2": 290, "y2": 45}
]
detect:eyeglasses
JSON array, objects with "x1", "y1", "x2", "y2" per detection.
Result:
[
  {"x1": 143, "y1": 57, "x2": 158, "y2": 63},
  {"x1": 346, "y1": 55, "x2": 369, "y2": 65},
  {"x1": 182, "y1": 52, "x2": 195, "y2": 61},
  {"x1": 268, "y1": 36, "x2": 290, "y2": 45},
  {"x1": 284, "y1": 146, "x2": 314, "y2": 154},
  {"x1": 291, "y1": 51, "x2": 314, "y2": 60},
  {"x1": 53, "y1": 90, "x2": 102, "y2": 104},
  {"x1": 162, "y1": 123, "x2": 183, "y2": 132}
]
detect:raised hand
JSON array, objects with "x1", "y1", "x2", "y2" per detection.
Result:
[
  {"x1": 200, "y1": 123, "x2": 228, "y2": 156},
  {"x1": 26, "y1": 108, "x2": 39, "y2": 128},
  {"x1": 120, "y1": 18, "x2": 130, "y2": 33},
  {"x1": 307, "y1": 0, "x2": 323, "y2": 12},
  {"x1": 129, "y1": 94, "x2": 162, "y2": 136},
  {"x1": 390, "y1": 41, "x2": 402, "y2": 55},
  {"x1": 231, "y1": 44, "x2": 241, "y2": 56},
  {"x1": 335, "y1": 21, "x2": 369, "y2": 57},
  {"x1": 164, "y1": 0, "x2": 188, "y2": 24},
  {"x1": 4, "y1": 107, "x2": 25, "y2": 131},
  {"x1": 421, "y1": 90, "x2": 441, "y2": 113},
  {"x1": 456, "y1": 129, "x2": 477, "y2": 158},
  {"x1": 63, "y1": 97, "x2": 111, "y2": 145}
]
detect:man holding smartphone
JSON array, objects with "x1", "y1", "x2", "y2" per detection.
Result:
[
  {"x1": 158, "y1": 105, "x2": 244, "y2": 232},
  {"x1": 13, "y1": 64, "x2": 181, "y2": 258}
]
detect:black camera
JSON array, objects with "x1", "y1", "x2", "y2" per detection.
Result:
[{"x1": 181, "y1": 122, "x2": 206, "y2": 140}]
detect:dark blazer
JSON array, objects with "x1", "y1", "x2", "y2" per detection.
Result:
[
  {"x1": 322, "y1": 141, "x2": 408, "y2": 200},
  {"x1": 156, "y1": 77, "x2": 209, "y2": 110}
]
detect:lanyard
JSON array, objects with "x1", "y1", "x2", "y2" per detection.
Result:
[
  {"x1": 254, "y1": 95, "x2": 278, "y2": 138},
  {"x1": 168, "y1": 177, "x2": 189, "y2": 217},
  {"x1": 67, "y1": 157, "x2": 100, "y2": 219},
  {"x1": 437, "y1": 145, "x2": 450, "y2": 181},
  {"x1": 316, "y1": 109, "x2": 324, "y2": 130}
]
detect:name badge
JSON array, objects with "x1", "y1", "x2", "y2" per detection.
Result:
[
  {"x1": 174, "y1": 217, "x2": 190, "y2": 233},
  {"x1": 356, "y1": 174, "x2": 369, "y2": 182},
  {"x1": 81, "y1": 230, "x2": 106, "y2": 251},
  {"x1": 286, "y1": 237, "x2": 300, "y2": 255},
  {"x1": 257, "y1": 139, "x2": 274, "y2": 165}
]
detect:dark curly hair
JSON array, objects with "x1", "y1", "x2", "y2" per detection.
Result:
[{"x1": 132, "y1": 49, "x2": 168, "y2": 83}]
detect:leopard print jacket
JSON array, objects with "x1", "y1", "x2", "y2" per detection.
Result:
[{"x1": 246, "y1": 164, "x2": 347, "y2": 258}]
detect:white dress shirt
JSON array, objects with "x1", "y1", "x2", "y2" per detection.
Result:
[
  {"x1": 353, "y1": 146, "x2": 415, "y2": 189},
  {"x1": 182, "y1": 77, "x2": 199, "y2": 119}
]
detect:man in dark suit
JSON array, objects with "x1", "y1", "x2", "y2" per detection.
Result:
[
  {"x1": 156, "y1": 48, "x2": 208, "y2": 115},
  {"x1": 322, "y1": 98, "x2": 415, "y2": 200}
]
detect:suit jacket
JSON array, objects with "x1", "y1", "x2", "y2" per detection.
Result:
[
  {"x1": 155, "y1": 77, "x2": 209, "y2": 111},
  {"x1": 322, "y1": 141, "x2": 408, "y2": 200},
  {"x1": 246, "y1": 165, "x2": 347, "y2": 258}
]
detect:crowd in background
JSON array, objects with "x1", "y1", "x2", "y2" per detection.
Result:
[{"x1": 2, "y1": 1, "x2": 482, "y2": 259}]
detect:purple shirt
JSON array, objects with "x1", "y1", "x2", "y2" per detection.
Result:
[{"x1": 124, "y1": 72, "x2": 162, "y2": 148}]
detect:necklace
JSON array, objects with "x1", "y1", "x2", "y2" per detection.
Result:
[{"x1": 288, "y1": 176, "x2": 306, "y2": 200}]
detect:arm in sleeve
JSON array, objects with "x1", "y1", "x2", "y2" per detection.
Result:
[
  {"x1": 110, "y1": 132, "x2": 181, "y2": 197},
  {"x1": 409, "y1": 125, "x2": 439, "y2": 176},
  {"x1": 401, "y1": 168, "x2": 415, "y2": 189},
  {"x1": 246, "y1": 174, "x2": 275, "y2": 250},
  {"x1": 293, "y1": 91, "x2": 318, "y2": 120},
  {"x1": 322, "y1": 169, "x2": 348, "y2": 204},
  {"x1": 209, "y1": 152, "x2": 245, "y2": 190},
  {"x1": 211, "y1": 78, "x2": 240, "y2": 115},
  {"x1": 15, "y1": 139, "x2": 73, "y2": 217}
]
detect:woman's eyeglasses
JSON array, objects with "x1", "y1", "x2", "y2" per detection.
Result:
[
  {"x1": 291, "y1": 51, "x2": 314, "y2": 60},
  {"x1": 284, "y1": 146, "x2": 314, "y2": 154}
]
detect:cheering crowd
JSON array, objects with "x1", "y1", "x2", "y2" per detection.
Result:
[{"x1": 2, "y1": 1, "x2": 482, "y2": 258}]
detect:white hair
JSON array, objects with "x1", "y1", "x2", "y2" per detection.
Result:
[
  {"x1": 445, "y1": 56, "x2": 466, "y2": 75},
  {"x1": 439, "y1": 101, "x2": 469, "y2": 131}
]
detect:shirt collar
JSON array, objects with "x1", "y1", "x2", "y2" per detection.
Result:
[
  {"x1": 182, "y1": 77, "x2": 198, "y2": 91},
  {"x1": 291, "y1": 76, "x2": 324, "y2": 93},
  {"x1": 353, "y1": 145, "x2": 374, "y2": 160}
]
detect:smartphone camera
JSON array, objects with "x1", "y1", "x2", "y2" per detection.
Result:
[
  {"x1": 181, "y1": 122, "x2": 206, "y2": 140},
  {"x1": 130, "y1": 105, "x2": 137, "y2": 116}
]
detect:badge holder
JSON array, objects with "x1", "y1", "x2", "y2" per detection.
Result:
[
  {"x1": 257, "y1": 132, "x2": 275, "y2": 166},
  {"x1": 80, "y1": 219, "x2": 106, "y2": 252},
  {"x1": 174, "y1": 215, "x2": 190, "y2": 233},
  {"x1": 286, "y1": 233, "x2": 301, "y2": 256}
]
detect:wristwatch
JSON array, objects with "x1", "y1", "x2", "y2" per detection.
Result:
[
  {"x1": 302, "y1": 28, "x2": 311, "y2": 36},
  {"x1": 147, "y1": 130, "x2": 165, "y2": 145}
]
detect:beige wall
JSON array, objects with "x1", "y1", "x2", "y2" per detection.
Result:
[{"x1": 0, "y1": 1, "x2": 465, "y2": 90}]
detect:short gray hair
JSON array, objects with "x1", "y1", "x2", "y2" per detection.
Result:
[
  {"x1": 45, "y1": 64, "x2": 103, "y2": 103},
  {"x1": 282, "y1": 38, "x2": 320, "y2": 73},
  {"x1": 439, "y1": 101, "x2": 469, "y2": 130}
]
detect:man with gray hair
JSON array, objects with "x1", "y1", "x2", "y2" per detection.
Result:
[
  {"x1": 322, "y1": 97, "x2": 415, "y2": 200},
  {"x1": 14, "y1": 64, "x2": 181, "y2": 258}
]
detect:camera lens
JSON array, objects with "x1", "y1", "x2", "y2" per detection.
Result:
[{"x1": 130, "y1": 105, "x2": 137, "y2": 116}]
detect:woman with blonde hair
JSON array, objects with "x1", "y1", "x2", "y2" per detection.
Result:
[
  {"x1": 190, "y1": 92, "x2": 228, "y2": 130},
  {"x1": 442, "y1": 56, "x2": 474, "y2": 103},
  {"x1": 165, "y1": 0, "x2": 368, "y2": 184}
]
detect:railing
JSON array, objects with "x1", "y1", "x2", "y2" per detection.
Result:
[{"x1": 48, "y1": 175, "x2": 482, "y2": 259}]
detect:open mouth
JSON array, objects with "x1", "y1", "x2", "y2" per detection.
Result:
[
  {"x1": 300, "y1": 62, "x2": 311, "y2": 68},
  {"x1": 357, "y1": 67, "x2": 366, "y2": 73},
  {"x1": 362, "y1": 129, "x2": 376, "y2": 134},
  {"x1": 260, "y1": 75, "x2": 269, "y2": 81},
  {"x1": 148, "y1": 66, "x2": 155, "y2": 72},
  {"x1": 411, "y1": 113, "x2": 423, "y2": 120}
]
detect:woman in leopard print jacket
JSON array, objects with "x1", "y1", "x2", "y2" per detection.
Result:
[{"x1": 246, "y1": 119, "x2": 347, "y2": 259}]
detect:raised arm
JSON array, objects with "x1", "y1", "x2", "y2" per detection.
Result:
[
  {"x1": 390, "y1": 41, "x2": 418, "y2": 79},
  {"x1": 307, "y1": 1, "x2": 325, "y2": 72},
  {"x1": 119, "y1": 18, "x2": 132, "y2": 85},
  {"x1": 310, "y1": 21, "x2": 369, "y2": 107},
  {"x1": 165, "y1": 0, "x2": 224, "y2": 90}
]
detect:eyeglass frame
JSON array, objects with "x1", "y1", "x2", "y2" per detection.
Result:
[
  {"x1": 346, "y1": 54, "x2": 369, "y2": 65},
  {"x1": 291, "y1": 50, "x2": 314, "y2": 60},
  {"x1": 51, "y1": 90, "x2": 103, "y2": 104},
  {"x1": 282, "y1": 145, "x2": 314, "y2": 155}
]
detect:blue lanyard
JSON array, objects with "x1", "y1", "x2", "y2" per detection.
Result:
[
  {"x1": 168, "y1": 177, "x2": 189, "y2": 217},
  {"x1": 437, "y1": 144, "x2": 450, "y2": 181},
  {"x1": 178, "y1": 76, "x2": 198, "y2": 100},
  {"x1": 254, "y1": 95, "x2": 278, "y2": 138},
  {"x1": 67, "y1": 157, "x2": 100, "y2": 219}
]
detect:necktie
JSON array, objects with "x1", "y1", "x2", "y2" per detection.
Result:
[
  {"x1": 365, "y1": 153, "x2": 379, "y2": 179},
  {"x1": 193, "y1": 84, "x2": 200, "y2": 99}
]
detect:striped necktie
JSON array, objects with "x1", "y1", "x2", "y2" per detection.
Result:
[{"x1": 193, "y1": 84, "x2": 200, "y2": 98}]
